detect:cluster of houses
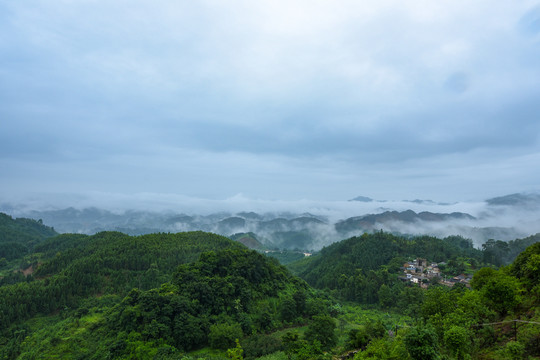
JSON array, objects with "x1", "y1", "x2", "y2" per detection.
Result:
[{"x1": 400, "y1": 258, "x2": 472, "y2": 288}]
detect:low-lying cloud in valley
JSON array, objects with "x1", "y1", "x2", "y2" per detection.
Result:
[{"x1": 2, "y1": 192, "x2": 539, "y2": 251}]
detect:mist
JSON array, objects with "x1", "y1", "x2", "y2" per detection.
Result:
[{"x1": 2, "y1": 191, "x2": 539, "y2": 250}]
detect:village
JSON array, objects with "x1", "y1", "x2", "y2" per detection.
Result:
[{"x1": 400, "y1": 258, "x2": 473, "y2": 289}]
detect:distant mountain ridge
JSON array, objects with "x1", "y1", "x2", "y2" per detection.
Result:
[
  {"x1": 486, "y1": 192, "x2": 540, "y2": 207},
  {"x1": 335, "y1": 210, "x2": 475, "y2": 233},
  {"x1": 2, "y1": 191, "x2": 540, "y2": 250},
  {"x1": 349, "y1": 196, "x2": 373, "y2": 202},
  {"x1": 349, "y1": 195, "x2": 451, "y2": 205}
]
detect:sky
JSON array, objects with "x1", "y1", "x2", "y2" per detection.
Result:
[{"x1": 1, "y1": 0, "x2": 540, "y2": 210}]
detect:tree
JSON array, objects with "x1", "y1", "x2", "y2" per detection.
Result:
[
  {"x1": 295, "y1": 340, "x2": 324, "y2": 360},
  {"x1": 280, "y1": 296, "x2": 298, "y2": 322},
  {"x1": 355, "y1": 337, "x2": 409, "y2": 360},
  {"x1": 470, "y1": 267, "x2": 497, "y2": 290},
  {"x1": 481, "y1": 273, "x2": 520, "y2": 315},
  {"x1": 378, "y1": 284, "x2": 394, "y2": 309},
  {"x1": 282, "y1": 331, "x2": 301, "y2": 359},
  {"x1": 227, "y1": 339, "x2": 244, "y2": 360},
  {"x1": 421, "y1": 286, "x2": 455, "y2": 319},
  {"x1": 304, "y1": 314, "x2": 337, "y2": 350},
  {"x1": 398, "y1": 286, "x2": 424, "y2": 318},
  {"x1": 499, "y1": 341, "x2": 525, "y2": 360},
  {"x1": 444, "y1": 325, "x2": 471, "y2": 360},
  {"x1": 241, "y1": 333, "x2": 283, "y2": 359},
  {"x1": 482, "y1": 239, "x2": 509, "y2": 266},
  {"x1": 209, "y1": 323, "x2": 243, "y2": 350},
  {"x1": 404, "y1": 326, "x2": 439, "y2": 360},
  {"x1": 293, "y1": 290, "x2": 307, "y2": 315},
  {"x1": 347, "y1": 328, "x2": 370, "y2": 350},
  {"x1": 512, "y1": 242, "x2": 540, "y2": 290}
]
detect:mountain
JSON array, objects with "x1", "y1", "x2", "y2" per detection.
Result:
[
  {"x1": 335, "y1": 210, "x2": 475, "y2": 233},
  {"x1": 229, "y1": 232, "x2": 266, "y2": 249},
  {"x1": 290, "y1": 232, "x2": 481, "y2": 293},
  {"x1": 403, "y1": 199, "x2": 437, "y2": 205},
  {"x1": 217, "y1": 216, "x2": 247, "y2": 234},
  {"x1": 0, "y1": 212, "x2": 57, "y2": 243},
  {"x1": 3, "y1": 191, "x2": 540, "y2": 251},
  {"x1": 0, "y1": 218, "x2": 331, "y2": 359},
  {"x1": 486, "y1": 192, "x2": 540, "y2": 208},
  {"x1": 349, "y1": 196, "x2": 374, "y2": 202},
  {"x1": 236, "y1": 211, "x2": 263, "y2": 220},
  {"x1": 1, "y1": 230, "x2": 248, "y2": 319}
]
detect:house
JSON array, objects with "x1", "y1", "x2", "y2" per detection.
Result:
[
  {"x1": 404, "y1": 261, "x2": 417, "y2": 273},
  {"x1": 453, "y1": 274, "x2": 472, "y2": 286},
  {"x1": 425, "y1": 266, "x2": 440, "y2": 278},
  {"x1": 416, "y1": 258, "x2": 427, "y2": 268}
]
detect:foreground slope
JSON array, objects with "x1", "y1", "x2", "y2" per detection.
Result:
[
  {"x1": 2, "y1": 216, "x2": 539, "y2": 359},
  {"x1": 0, "y1": 231, "x2": 247, "y2": 330},
  {"x1": 0, "y1": 228, "x2": 326, "y2": 359}
]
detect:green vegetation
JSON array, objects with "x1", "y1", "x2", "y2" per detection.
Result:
[
  {"x1": 229, "y1": 232, "x2": 266, "y2": 250},
  {"x1": 0, "y1": 213, "x2": 57, "y2": 267},
  {"x1": 264, "y1": 250, "x2": 307, "y2": 265},
  {"x1": 0, "y1": 215, "x2": 336, "y2": 359},
  {"x1": 289, "y1": 232, "x2": 482, "y2": 306},
  {"x1": 482, "y1": 234, "x2": 540, "y2": 266},
  {"x1": 1, "y1": 213, "x2": 539, "y2": 359},
  {"x1": 285, "y1": 232, "x2": 540, "y2": 359}
]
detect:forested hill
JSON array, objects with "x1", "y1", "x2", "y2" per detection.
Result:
[
  {"x1": 0, "y1": 212, "x2": 57, "y2": 261},
  {"x1": 0, "y1": 231, "x2": 248, "y2": 329},
  {"x1": 0, "y1": 229, "x2": 323, "y2": 359},
  {"x1": 290, "y1": 231, "x2": 482, "y2": 290},
  {"x1": 2, "y1": 216, "x2": 540, "y2": 359}
]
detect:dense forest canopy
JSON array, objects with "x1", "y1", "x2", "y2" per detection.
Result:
[
  {"x1": 0, "y1": 213, "x2": 539, "y2": 359},
  {"x1": 0, "y1": 213, "x2": 57, "y2": 261},
  {"x1": 291, "y1": 232, "x2": 481, "y2": 289}
]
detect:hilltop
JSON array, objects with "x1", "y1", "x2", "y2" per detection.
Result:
[{"x1": 0, "y1": 213, "x2": 57, "y2": 265}]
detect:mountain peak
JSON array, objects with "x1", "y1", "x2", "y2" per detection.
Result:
[{"x1": 349, "y1": 196, "x2": 373, "y2": 202}]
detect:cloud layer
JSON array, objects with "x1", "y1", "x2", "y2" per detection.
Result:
[{"x1": 1, "y1": 1, "x2": 540, "y2": 202}]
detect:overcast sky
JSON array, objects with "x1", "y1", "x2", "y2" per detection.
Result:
[{"x1": 1, "y1": 1, "x2": 540, "y2": 209}]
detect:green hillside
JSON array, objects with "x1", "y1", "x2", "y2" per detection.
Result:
[
  {"x1": 0, "y1": 223, "x2": 335, "y2": 359},
  {"x1": 1, "y1": 215, "x2": 539, "y2": 359},
  {"x1": 229, "y1": 232, "x2": 266, "y2": 249},
  {"x1": 0, "y1": 213, "x2": 57, "y2": 261},
  {"x1": 0, "y1": 231, "x2": 248, "y2": 329},
  {"x1": 290, "y1": 232, "x2": 482, "y2": 292},
  {"x1": 286, "y1": 232, "x2": 540, "y2": 359},
  {"x1": 9, "y1": 248, "x2": 311, "y2": 359}
]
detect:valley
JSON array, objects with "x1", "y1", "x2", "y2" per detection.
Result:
[{"x1": 1, "y1": 209, "x2": 539, "y2": 359}]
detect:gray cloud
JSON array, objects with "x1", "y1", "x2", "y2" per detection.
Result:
[{"x1": 1, "y1": 1, "x2": 540, "y2": 203}]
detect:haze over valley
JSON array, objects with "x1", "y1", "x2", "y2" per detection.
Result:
[{"x1": 3, "y1": 192, "x2": 540, "y2": 250}]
